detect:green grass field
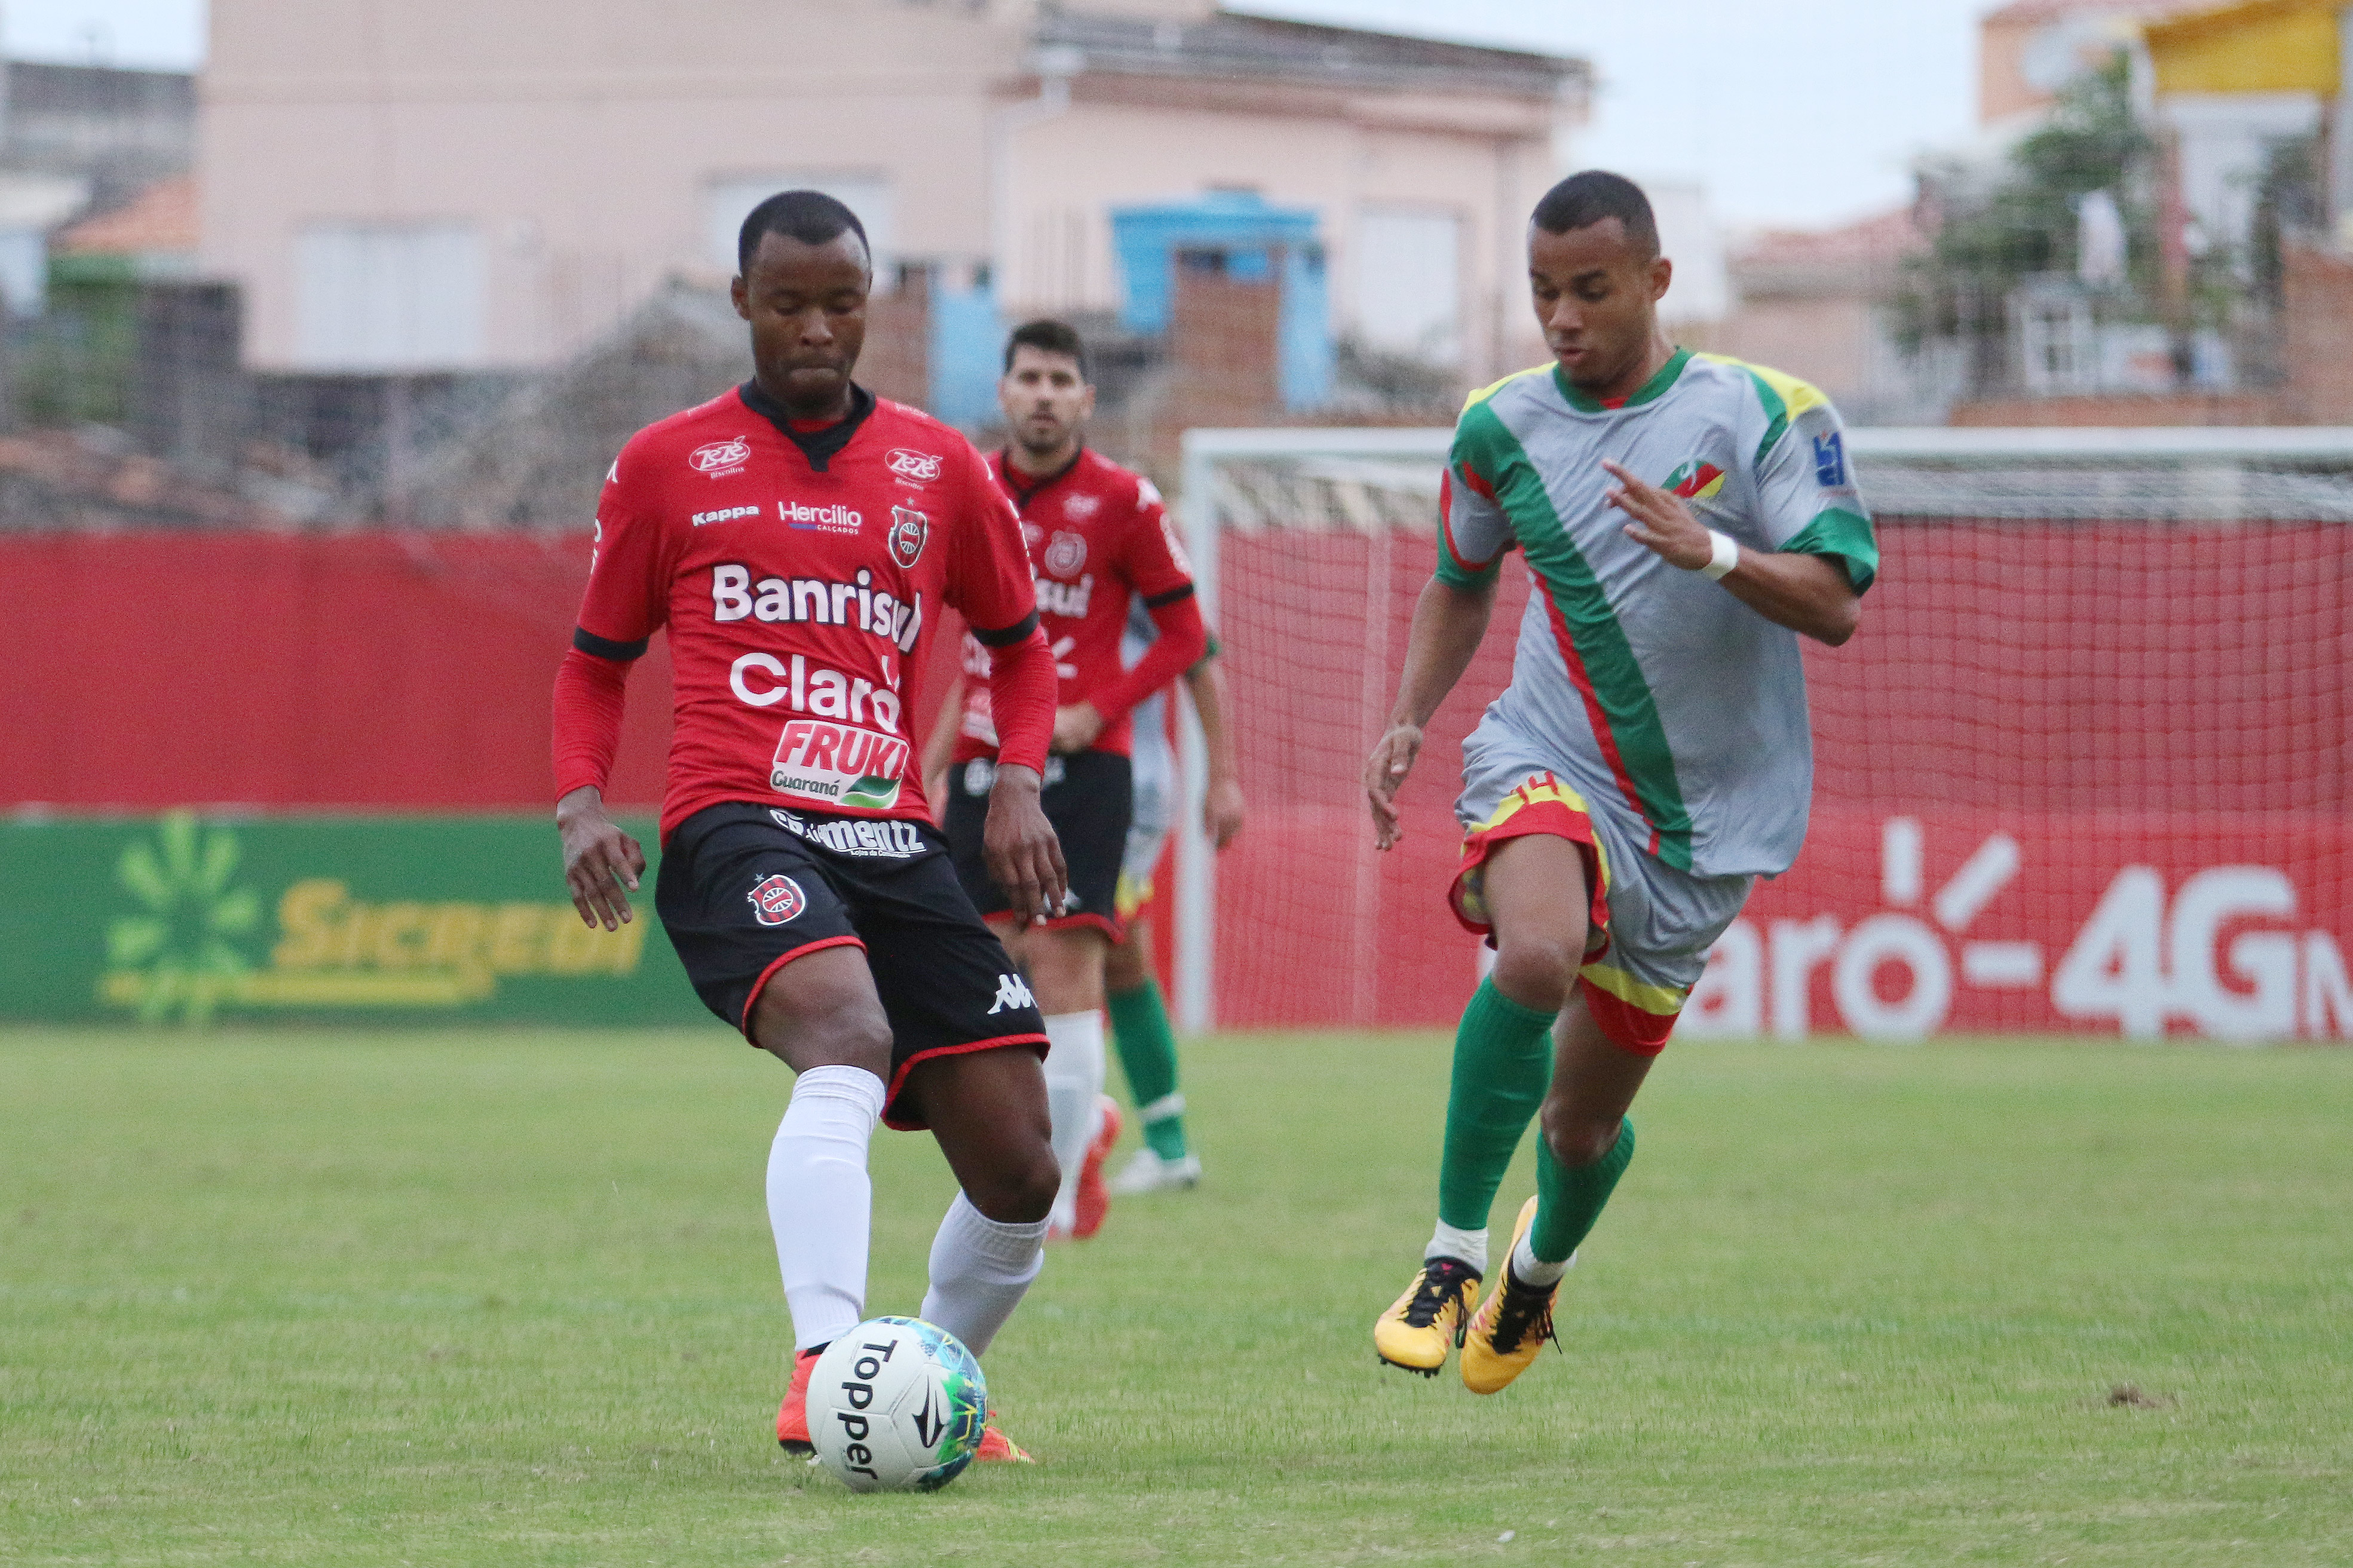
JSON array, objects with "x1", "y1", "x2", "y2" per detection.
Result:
[{"x1": 2, "y1": 1027, "x2": 2348, "y2": 1566}]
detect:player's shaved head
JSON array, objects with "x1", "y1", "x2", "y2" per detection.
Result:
[
  {"x1": 1531, "y1": 171, "x2": 1660, "y2": 260},
  {"x1": 731, "y1": 196, "x2": 872, "y2": 421},
  {"x1": 1526, "y1": 170, "x2": 1674, "y2": 403},
  {"x1": 737, "y1": 189, "x2": 871, "y2": 277}
]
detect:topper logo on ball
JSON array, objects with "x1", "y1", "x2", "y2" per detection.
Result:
[{"x1": 829, "y1": 1335, "x2": 899, "y2": 1481}]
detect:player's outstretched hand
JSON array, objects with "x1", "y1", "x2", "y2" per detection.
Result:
[
  {"x1": 985, "y1": 763, "x2": 1070, "y2": 924},
  {"x1": 1602, "y1": 459, "x2": 1711, "y2": 570},
  {"x1": 1364, "y1": 722, "x2": 1423, "y2": 852},
  {"x1": 557, "y1": 785, "x2": 645, "y2": 931}
]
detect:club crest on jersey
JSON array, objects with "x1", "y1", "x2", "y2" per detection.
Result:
[
  {"x1": 690, "y1": 438, "x2": 752, "y2": 477},
  {"x1": 886, "y1": 448, "x2": 942, "y2": 482},
  {"x1": 1062, "y1": 492, "x2": 1101, "y2": 521},
  {"x1": 889, "y1": 506, "x2": 929, "y2": 567},
  {"x1": 1665, "y1": 459, "x2": 1727, "y2": 502},
  {"x1": 1043, "y1": 530, "x2": 1088, "y2": 578},
  {"x1": 746, "y1": 873, "x2": 806, "y2": 926}
]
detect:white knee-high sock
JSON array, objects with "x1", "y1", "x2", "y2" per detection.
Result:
[
  {"x1": 917, "y1": 1192, "x2": 1049, "y2": 1357},
  {"x1": 1040, "y1": 1009, "x2": 1106, "y2": 1231},
  {"x1": 767, "y1": 1064, "x2": 886, "y2": 1352}
]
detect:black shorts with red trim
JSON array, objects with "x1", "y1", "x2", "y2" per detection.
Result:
[
  {"x1": 654, "y1": 801, "x2": 1048, "y2": 1130},
  {"x1": 945, "y1": 748, "x2": 1132, "y2": 941}
]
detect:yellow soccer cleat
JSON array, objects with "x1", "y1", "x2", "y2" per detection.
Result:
[
  {"x1": 1459, "y1": 1196, "x2": 1564, "y2": 1395},
  {"x1": 1373, "y1": 1256, "x2": 1482, "y2": 1376}
]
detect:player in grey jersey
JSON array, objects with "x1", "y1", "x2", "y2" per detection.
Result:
[
  {"x1": 1363, "y1": 171, "x2": 1877, "y2": 1393},
  {"x1": 1103, "y1": 597, "x2": 1244, "y2": 1193}
]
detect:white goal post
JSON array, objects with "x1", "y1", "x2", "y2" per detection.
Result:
[{"x1": 1173, "y1": 426, "x2": 1453, "y2": 1033}]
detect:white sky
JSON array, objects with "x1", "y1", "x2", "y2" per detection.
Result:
[
  {"x1": 1, "y1": 0, "x2": 1990, "y2": 230},
  {"x1": 1233, "y1": 0, "x2": 1991, "y2": 229}
]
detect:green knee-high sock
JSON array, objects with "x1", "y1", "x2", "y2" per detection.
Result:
[
  {"x1": 1530, "y1": 1119, "x2": 1635, "y2": 1265},
  {"x1": 1108, "y1": 977, "x2": 1188, "y2": 1161},
  {"x1": 1436, "y1": 978, "x2": 1557, "y2": 1232}
]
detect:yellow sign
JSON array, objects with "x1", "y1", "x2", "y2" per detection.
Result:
[
  {"x1": 2146, "y1": 0, "x2": 2340, "y2": 97},
  {"x1": 87, "y1": 812, "x2": 664, "y2": 1025}
]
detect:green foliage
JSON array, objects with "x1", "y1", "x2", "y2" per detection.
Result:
[
  {"x1": 5, "y1": 1028, "x2": 2349, "y2": 1564},
  {"x1": 15, "y1": 253, "x2": 141, "y2": 427},
  {"x1": 1896, "y1": 56, "x2": 2153, "y2": 350},
  {"x1": 2251, "y1": 135, "x2": 2326, "y2": 309}
]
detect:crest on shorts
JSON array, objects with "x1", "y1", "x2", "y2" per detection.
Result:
[
  {"x1": 889, "y1": 506, "x2": 929, "y2": 567},
  {"x1": 746, "y1": 873, "x2": 806, "y2": 926},
  {"x1": 1043, "y1": 530, "x2": 1087, "y2": 578}
]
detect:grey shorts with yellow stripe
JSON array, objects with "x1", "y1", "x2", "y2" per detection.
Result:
[{"x1": 1454, "y1": 724, "x2": 1755, "y2": 1054}]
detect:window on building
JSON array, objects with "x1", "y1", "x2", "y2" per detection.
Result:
[
  {"x1": 1353, "y1": 205, "x2": 1460, "y2": 367},
  {"x1": 295, "y1": 222, "x2": 485, "y2": 370},
  {"x1": 2017, "y1": 289, "x2": 2094, "y2": 395},
  {"x1": 706, "y1": 174, "x2": 893, "y2": 276}
]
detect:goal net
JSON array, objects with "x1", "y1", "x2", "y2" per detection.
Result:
[{"x1": 1171, "y1": 425, "x2": 2353, "y2": 1043}]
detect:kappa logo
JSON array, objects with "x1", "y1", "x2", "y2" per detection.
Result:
[
  {"x1": 886, "y1": 447, "x2": 943, "y2": 482},
  {"x1": 691, "y1": 504, "x2": 760, "y2": 527},
  {"x1": 747, "y1": 873, "x2": 807, "y2": 926},
  {"x1": 1043, "y1": 530, "x2": 1088, "y2": 578},
  {"x1": 987, "y1": 972, "x2": 1036, "y2": 1014},
  {"x1": 889, "y1": 505, "x2": 929, "y2": 567},
  {"x1": 690, "y1": 438, "x2": 752, "y2": 475},
  {"x1": 1062, "y1": 492, "x2": 1101, "y2": 521}
]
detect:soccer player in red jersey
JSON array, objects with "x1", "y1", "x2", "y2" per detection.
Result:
[
  {"x1": 551, "y1": 192, "x2": 1067, "y2": 1463},
  {"x1": 922, "y1": 320, "x2": 1208, "y2": 1239}
]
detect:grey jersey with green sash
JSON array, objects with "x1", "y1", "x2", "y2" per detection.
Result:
[{"x1": 1437, "y1": 349, "x2": 1877, "y2": 878}]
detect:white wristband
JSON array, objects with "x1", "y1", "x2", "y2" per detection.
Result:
[{"x1": 1699, "y1": 529, "x2": 1739, "y2": 581}]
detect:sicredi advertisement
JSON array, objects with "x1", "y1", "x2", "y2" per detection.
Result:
[{"x1": 1, "y1": 812, "x2": 703, "y2": 1027}]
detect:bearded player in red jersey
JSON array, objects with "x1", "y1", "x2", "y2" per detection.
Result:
[
  {"x1": 551, "y1": 192, "x2": 1066, "y2": 1465},
  {"x1": 921, "y1": 320, "x2": 1208, "y2": 1240}
]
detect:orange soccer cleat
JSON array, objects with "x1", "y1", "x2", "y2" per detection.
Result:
[
  {"x1": 975, "y1": 1410, "x2": 1034, "y2": 1463},
  {"x1": 776, "y1": 1346, "x2": 819, "y2": 1454},
  {"x1": 1070, "y1": 1095, "x2": 1125, "y2": 1239}
]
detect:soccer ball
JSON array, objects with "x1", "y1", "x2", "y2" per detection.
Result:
[{"x1": 808, "y1": 1317, "x2": 988, "y2": 1493}]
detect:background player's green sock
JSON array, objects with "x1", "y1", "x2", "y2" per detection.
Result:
[
  {"x1": 1523, "y1": 1119, "x2": 1635, "y2": 1280},
  {"x1": 1434, "y1": 978, "x2": 1557, "y2": 1258},
  {"x1": 1108, "y1": 977, "x2": 1188, "y2": 1160}
]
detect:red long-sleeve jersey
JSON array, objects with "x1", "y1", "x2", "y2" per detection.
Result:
[
  {"x1": 951, "y1": 445, "x2": 1206, "y2": 763},
  {"x1": 553, "y1": 382, "x2": 1053, "y2": 842}
]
